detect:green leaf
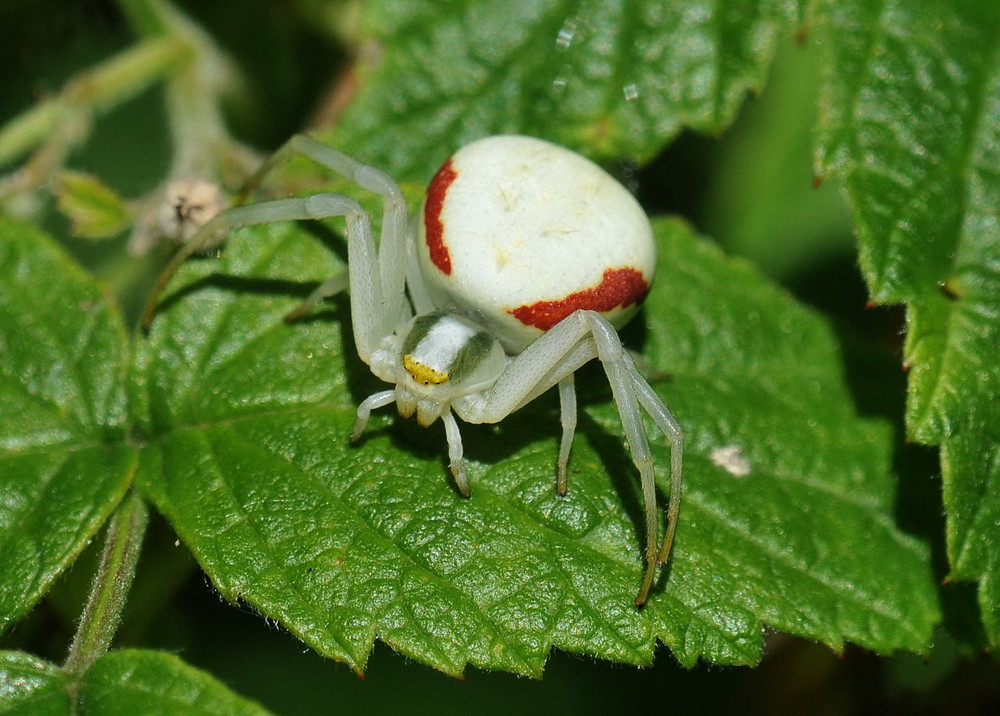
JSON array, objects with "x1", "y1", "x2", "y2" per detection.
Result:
[
  {"x1": 54, "y1": 171, "x2": 131, "y2": 240},
  {"x1": 324, "y1": 0, "x2": 795, "y2": 181},
  {"x1": 79, "y1": 649, "x2": 271, "y2": 715},
  {"x1": 814, "y1": 0, "x2": 1000, "y2": 644},
  {"x1": 0, "y1": 219, "x2": 137, "y2": 632},
  {"x1": 133, "y1": 215, "x2": 937, "y2": 675},
  {"x1": 943, "y1": 423, "x2": 1000, "y2": 643},
  {"x1": 642, "y1": 220, "x2": 936, "y2": 657},
  {"x1": 0, "y1": 652, "x2": 70, "y2": 715}
]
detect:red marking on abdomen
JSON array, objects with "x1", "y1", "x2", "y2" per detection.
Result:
[
  {"x1": 423, "y1": 159, "x2": 456, "y2": 275},
  {"x1": 508, "y1": 267, "x2": 649, "y2": 330}
]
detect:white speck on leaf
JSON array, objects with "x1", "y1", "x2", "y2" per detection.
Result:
[{"x1": 711, "y1": 444, "x2": 751, "y2": 477}]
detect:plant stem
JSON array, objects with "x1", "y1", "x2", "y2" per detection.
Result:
[
  {"x1": 63, "y1": 489, "x2": 149, "y2": 683},
  {"x1": 118, "y1": 0, "x2": 259, "y2": 183},
  {"x1": 0, "y1": 36, "x2": 189, "y2": 168},
  {"x1": 116, "y1": 0, "x2": 175, "y2": 37}
]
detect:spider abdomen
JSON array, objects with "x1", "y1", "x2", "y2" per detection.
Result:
[{"x1": 418, "y1": 135, "x2": 656, "y2": 354}]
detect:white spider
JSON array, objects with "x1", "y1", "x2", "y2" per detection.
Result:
[{"x1": 144, "y1": 134, "x2": 683, "y2": 606}]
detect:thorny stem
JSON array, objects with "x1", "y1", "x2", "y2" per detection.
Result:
[{"x1": 63, "y1": 490, "x2": 148, "y2": 694}]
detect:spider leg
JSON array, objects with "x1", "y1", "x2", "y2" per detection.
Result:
[
  {"x1": 583, "y1": 313, "x2": 682, "y2": 606},
  {"x1": 455, "y1": 309, "x2": 682, "y2": 606},
  {"x1": 630, "y1": 377, "x2": 683, "y2": 567},
  {"x1": 441, "y1": 409, "x2": 471, "y2": 497},
  {"x1": 404, "y1": 230, "x2": 436, "y2": 316},
  {"x1": 143, "y1": 135, "x2": 411, "y2": 363},
  {"x1": 143, "y1": 195, "x2": 372, "y2": 331},
  {"x1": 264, "y1": 136, "x2": 410, "y2": 333},
  {"x1": 351, "y1": 389, "x2": 395, "y2": 443},
  {"x1": 283, "y1": 271, "x2": 349, "y2": 323},
  {"x1": 556, "y1": 375, "x2": 577, "y2": 496}
]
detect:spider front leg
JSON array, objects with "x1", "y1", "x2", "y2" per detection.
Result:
[
  {"x1": 249, "y1": 136, "x2": 410, "y2": 334},
  {"x1": 454, "y1": 310, "x2": 683, "y2": 607},
  {"x1": 142, "y1": 136, "x2": 410, "y2": 367},
  {"x1": 143, "y1": 196, "x2": 351, "y2": 326}
]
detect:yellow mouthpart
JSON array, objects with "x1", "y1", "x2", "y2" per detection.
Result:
[{"x1": 403, "y1": 354, "x2": 449, "y2": 385}]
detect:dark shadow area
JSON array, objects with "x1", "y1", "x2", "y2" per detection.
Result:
[
  {"x1": 784, "y1": 253, "x2": 949, "y2": 577},
  {"x1": 173, "y1": 0, "x2": 347, "y2": 149},
  {"x1": 154, "y1": 272, "x2": 319, "y2": 315},
  {"x1": 151, "y1": 217, "x2": 349, "y2": 320},
  {"x1": 631, "y1": 130, "x2": 721, "y2": 224}
]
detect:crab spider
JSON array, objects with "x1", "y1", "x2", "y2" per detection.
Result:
[{"x1": 143, "y1": 134, "x2": 682, "y2": 607}]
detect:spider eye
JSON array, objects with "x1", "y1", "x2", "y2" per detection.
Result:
[{"x1": 403, "y1": 354, "x2": 449, "y2": 385}]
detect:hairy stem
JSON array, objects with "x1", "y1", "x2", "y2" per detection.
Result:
[{"x1": 63, "y1": 490, "x2": 149, "y2": 685}]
